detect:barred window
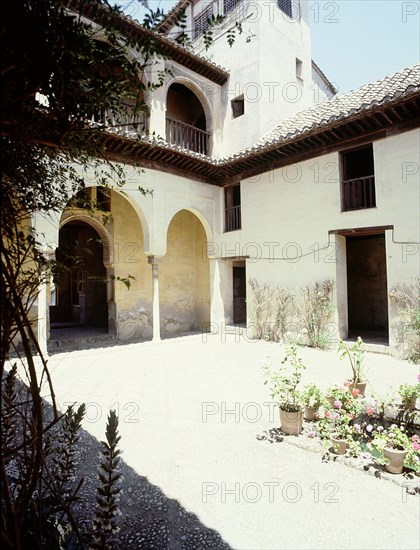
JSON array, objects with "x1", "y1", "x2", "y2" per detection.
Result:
[
  {"x1": 224, "y1": 0, "x2": 242, "y2": 15},
  {"x1": 278, "y1": 0, "x2": 293, "y2": 18},
  {"x1": 194, "y1": 6, "x2": 213, "y2": 39}
]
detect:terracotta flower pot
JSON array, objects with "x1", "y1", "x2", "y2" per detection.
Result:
[
  {"x1": 331, "y1": 435, "x2": 348, "y2": 455},
  {"x1": 348, "y1": 380, "x2": 367, "y2": 397},
  {"x1": 304, "y1": 406, "x2": 319, "y2": 421},
  {"x1": 383, "y1": 447, "x2": 408, "y2": 474},
  {"x1": 279, "y1": 409, "x2": 303, "y2": 435}
]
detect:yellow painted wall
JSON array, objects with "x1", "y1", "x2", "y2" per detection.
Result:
[
  {"x1": 111, "y1": 190, "x2": 153, "y2": 340},
  {"x1": 160, "y1": 209, "x2": 210, "y2": 334}
]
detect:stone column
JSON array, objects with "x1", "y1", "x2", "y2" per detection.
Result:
[
  {"x1": 148, "y1": 256, "x2": 163, "y2": 341},
  {"x1": 37, "y1": 244, "x2": 56, "y2": 357},
  {"x1": 37, "y1": 268, "x2": 48, "y2": 357}
]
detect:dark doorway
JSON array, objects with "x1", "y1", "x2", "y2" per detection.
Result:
[
  {"x1": 233, "y1": 265, "x2": 246, "y2": 324},
  {"x1": 51, "y1": 222, "x2": 108, "y2": 329},
  {"x1": 346, "y1": 234, "x2": 388, "y2": 343}
]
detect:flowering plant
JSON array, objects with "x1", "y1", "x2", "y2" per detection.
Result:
[
  {"x1": 302, "y1": 384, "x2": 324, "y2": 409},
  {"x1": 371, "y1": 424, "x2": 410, "y2": 451},
  {"x1": 371, "y1": 425, "x2": 420, "y2": 472},
  {"x1": 398, "y1": 382, "x2": 420, "y2": 408},
  {"x1": 337, "y1": 337, "x2": 366, "y2": 383},
  {"x1": 325, "y1": 385, "x2": 349, "y2": 402},
  {"x1": 318, "y1": 408, "x2": 355, "y2": 440},
  {"x1": 263, "y1": 345, "x2": 306, "y2": 412},
  {"x1": 325, "y1": 384, "x2": 365, "y2": 418}
]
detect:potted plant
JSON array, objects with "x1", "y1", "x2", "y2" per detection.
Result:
[
  {"x1": 302, "y1": 384, "x2": 324, "y2": 420},
  {"x1": 371, "y1": 425, "x2": 420, "y2": 474},
  {"x1": 398, "y1": 382, "x2": 420, "y2": 410},
  {"x1": 337, "y1": 337, "x2": 367, "y2": 396},
  {"x1": 325, "y1": 385, "x2": 352, "y2": 408},
  {"x1": 318, "y1": 408, "x2": 355, "y2": 455},
  {"x1": 264, "y1": 345, "x2": 306, "y2": 435}
]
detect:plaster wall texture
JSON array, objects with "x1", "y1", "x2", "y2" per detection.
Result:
[
  {"x1": 220, "y1": 129, "x2": 420, "y2": 281},
  {"x1": 160, "y1": 210, "x2": 210, "y2": 334},
  {"x1": 111, "y1": 190, "x2": 153, "y2": 340},
  {"x1": 210, "y1": 128, "x2": 420, "y2": 351},
  {"x1": 163, "y1": 0, "x2": 326, "y2": 155}
]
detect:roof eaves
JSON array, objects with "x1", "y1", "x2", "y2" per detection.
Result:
[
  {"x1": 217, "y1": 79, "x2": 420, "y2": 163},
  {"x1": 155, "y1": 0, "x2": 192, "y2": 33},
  {"x1": 63, "y1": 0, "x2": 229, "y2": 85},
  {"x1": 311, "y1": 60, "x2": 338, "y2": 95}
]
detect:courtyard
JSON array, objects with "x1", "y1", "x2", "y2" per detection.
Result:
[{"x1": 37, "y1": 333, "x2": 419, "y2": 549}]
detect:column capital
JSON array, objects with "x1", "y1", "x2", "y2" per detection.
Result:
[
  {"x1": 148, "y1": 255, "x2": 163, "y2": 276},
  {"x1": 147, "y1": 255, "x2": 164, "y2": 266}
]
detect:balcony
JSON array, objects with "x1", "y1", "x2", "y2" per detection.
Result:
[
  {"x1": 342, "y1": 175, "x2": 376, "y2": 211},
  {"x1": 91, "y1": 108, "x2": 147, "y2": 137},
  {"x1": 166, "y1": 117, "x2": 210, "y2": 155},
  {"x1": 225, "y1": 205, "x2": 241, "y2": 232}
]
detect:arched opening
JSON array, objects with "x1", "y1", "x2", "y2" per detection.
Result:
[
  {"x1": 166, "y1": 83, "x2": 210, "y2": 155},
  {"x1": 50, "y1": 186, "x2": 153, "y2": 344},
  {"x1": 160, "y1": 210, "x2": 210, "y2": 335},
  {"x1": 51, "y1": 221, "x2": 108, "y2": 330}
]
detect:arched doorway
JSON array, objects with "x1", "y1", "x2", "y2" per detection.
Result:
[
  {"x1": 159, "y1": 209, "x2": 210, "y2": 336},
  {"x1": 51, "y1": 221, "x2": 108, "y2": 329},
  {"x1": 166, "y1": 83, "x2": 210, "y2": 154}
]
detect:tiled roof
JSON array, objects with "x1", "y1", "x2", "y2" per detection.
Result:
[
  {"x1": 155, "y1": 0, "x2": 191, "y2": 33},
  {"x1": 64, "y1": 0, "x2": 229, "y2": 84},
  {"x1": 219, "y1": 63, "x2": 420, "y2": 162},
  {"x1": 103, "y1": 64, "x2": 420, "y2": 184}
]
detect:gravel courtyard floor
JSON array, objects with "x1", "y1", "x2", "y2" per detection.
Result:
[{"x1": 36, "y1": 334, "x2": 419, "y2": 549}]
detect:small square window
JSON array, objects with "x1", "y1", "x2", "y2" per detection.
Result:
[
  {"x1": 278, "y1": 0, "x2": 293, "y2": 18},
  {"x1": 296, "y1": 58, "x2": 303, "y2": 80},
  {"x1": 231, "y1": 96, "x2": 244, "y2": 118}
]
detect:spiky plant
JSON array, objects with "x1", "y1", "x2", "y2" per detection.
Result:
[
  {"x1": 91, "y1": 410, "x2": 122, "y2": 550},
  {"x1": 1, "y1": 363, "x2": 18, "y2": 463}
]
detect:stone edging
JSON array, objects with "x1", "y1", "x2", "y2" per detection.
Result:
[{"x1": 257, "y1": 425, "x2": 420, "y2": 495}]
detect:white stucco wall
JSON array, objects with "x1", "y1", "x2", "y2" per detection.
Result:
[
  {"x1": 161, "y1": 0, "x2": 333, "y2": 156},
  {"x1": 211, "y1": 128, "x2": 420, "y2": 351}
]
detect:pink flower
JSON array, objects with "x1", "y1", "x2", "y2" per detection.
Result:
[
  {"x1": 307, "y1": 430, "x2": 317, "y2": 438},
  {"x1": 417, "y1": 374, "x2": 420, "y2": 382},
  {"x1": 413, "y1": 443, "x2": 420, "y2": 451},
  {"x1": 343, "y1": 380, "x2": 350, "y2": 387},
  {"x1": 366, "y1": 407, "x2": 375, "y2": 416},
  {"x1": 351, "y1": 388, "x2": 360, "y2": 398},
  {"x1": 366, "y1": 424, "x2": 373, "y2": 433},
  {"x1": 324, "y1": 411, "x2": 331, "y2": 418},
  {"x1": 334, "y1": 400, "x2": 342, "y2": 409},
  {"x1": 412, "y1": 435, "x2": 419, "y2": 443},
  {"x1": 377, "y1": 426, "x2": 384, "y2": 432},
  {"x1": 354, "y1": 423, "x2": 361, "y2": 433},
  {"x1": 347, "y1": 413, "x2": 354, "y2": 420}
]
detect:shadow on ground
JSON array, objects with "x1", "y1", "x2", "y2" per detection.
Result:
[
  {"x1": 2, "y1": 370, "x2": 231, "y2": 550},
  {"x1": 46, "y1": 329, "x2": 206, "y2": 355},
  {"x1": 75, "y1": 424, "x2": 232, "y2": 549}
]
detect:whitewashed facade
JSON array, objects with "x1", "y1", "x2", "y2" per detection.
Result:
[{"x1": 35, "y1": 0, "x2": 420, "y2": 357}]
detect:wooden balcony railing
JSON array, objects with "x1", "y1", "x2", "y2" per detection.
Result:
[
  {"x1": 342, "y1": 175, "x2": 376, "y2": 211},
  {"x1": 91, "y1": 109, "x2": 146, "y2": 136},
  {"x1": 166, "y1": 117, "x2": 210, "y2": 155},
  {"x1": 225, "y1": 205, "x2": 241, "y2": 232}
]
